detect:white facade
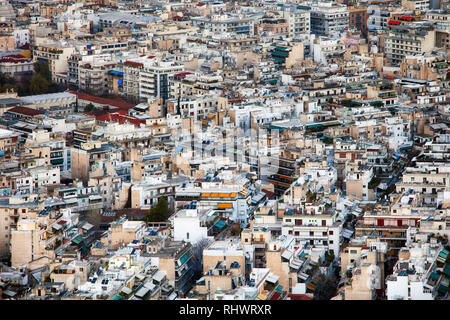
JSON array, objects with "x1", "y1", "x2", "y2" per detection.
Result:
[
  {"x1": 13, "y1": 29, "x2": 30, "y2": 48},
  {"x1": 173, "y1": 209, "x2": 213, "y2": 244}
]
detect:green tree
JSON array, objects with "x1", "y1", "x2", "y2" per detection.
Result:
[
  {"x1": 29, "y1": 73, "x2": 48, "y2": 95},
  {"x1": 84, "y1": 103, "x2": 96, "y2": 112},
  {"x1": 145, "y1": 197, "x2": 169, "y2": 223},
  {"x1": 313, "y1": 274, "x2": 337, "y2": 300},
  {"x1": 34, "y1": 60, "x2": 51, "y2": 82}
]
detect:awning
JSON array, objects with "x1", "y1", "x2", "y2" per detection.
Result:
[
  {"x1": 214, "y1": 219, "x2": 227, "y2": 229},
  {"x1": 121, "y1": 287, "x2": 132, "y2": 295},
  {"x1": 135, "y1": 287, "x2": 150, "y2": 298},
  {"x1": 72, "y1": 235, "x2": 84, "y2": 245},
  {"x1": 217, "y1": 203, "x2": 232, "y2": 209},
  {"x1": 52, "y1": 223, "x2": 63, "y2": 231},
  {"x1": 271, "y1": 51, "x2": 289, "y2": 58},
  {"x1": 257, "y1": 293, "x2": 267, "y2": 300},
  {"x1": 179, "y1": 253, "x2": 189, "y2": 265},
  {"x1": 82, "y1": 222, "x2": 94, "y2": 231},
  {"x1": 266, "y1": 273, "x2": 280, "y2": 284},
  {"x1": 153, "y1": 271, "x2": 166, "y2": 283}
]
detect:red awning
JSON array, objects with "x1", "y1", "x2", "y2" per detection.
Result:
[{"x1": 388, "y1": 20, "x2": 401, "y2": 25}]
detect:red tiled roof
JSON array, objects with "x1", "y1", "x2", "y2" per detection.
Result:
[
  {"x1": 261, "y1": 189, "x2": 276, "y2": 199},
  {"x1": 270, "y1": 292, "x2": 282, "y2": 300},
  {"x1": 67, "y1": 90, "x2": 135, "y2": 110},
  {"x1": 96, "y1": 112, "x2": 146, "y2": 127},
  {"x1": 174, "y1": 72, "x2": 192, "y2": 77},
  {"x1": 288, "y1": 294, "x2": 313, "y2": 300},
  {"x1": 124, "y1": 60, "x2": 143, "y2": 67},
  {"x1": 6, "y1": 106, "x2": 44, "y2": 116},
  {"x1": 0, "y1": 54, "x2": 30, "y2": 64}
]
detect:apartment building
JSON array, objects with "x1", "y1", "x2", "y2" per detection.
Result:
[
  {"x1": 122, "y1": 57, "x2": 184, "y2": 103},
  {"x1": 172, "y1": 208, "x2": 216, "y2": 244},
  {"x1": 341, "y1": 237, "x2": 387, "y2": 300},
  {"x1": 175, "y1": 184, "x2": 251, "y2": 226},
  {"x1": 280, "y1": 7, "x2": 311, "y2": 38},
  {"x1": 18, "y1": 92, "x2": 77, "y2": 116},
  {"x1": 424, "y1": 10, "x2": 450, "y2": 48},
  {"x1": 401, "y1": 0, "x2": 430, "y2": 11},
  {"x1": 310, "y1": 3, "x2": 349, "y2": 38},
  {"x1": 107, "y1": 218, "x2": 146, "y2": 250},
  {"x1": 281, "y1": 205, "x2": 342, "y2": 255},
  {"x1": 33, "y1": 43, "x2": 76, "y2": 82},
  {"x1": 385, "y1": 24, "x2": 436, "y2": 65},
  {"x1": 191, "y1": 15, "x2": 256, "y2": 36},
  {"x1": 11, "y1": 219, "x2": 56, "y2": 268},
  {"x1": 348, "y1": 6, "x2": 368, "y2": 37},
  {"x1": 386, "y1": 241, "x2": 443, "y2": 300}
]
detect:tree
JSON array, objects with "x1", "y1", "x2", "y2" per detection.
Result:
[
  {"x1": 145, "y1": 196, "x2": 169, "y2": 223},
  {"x1": 34, "y1": 60, "x2": 51, "y2": 83},
  {"x1": 29, "y1": 73, "x2": 48, "y2": 95},
  {"x1": 313, "y1": 274, "x2": 337, "y2": 300},
  {"x1": 84, "y1": 103, "x2": 96, "y2": 112},
  {"x1": 191, "y1": 238, "x2": 213, "y2": 279}
]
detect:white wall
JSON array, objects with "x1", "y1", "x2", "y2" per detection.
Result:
[
  {"x1": 173, "y1": 213, "x2": 209, "y2": 244},
  {"x1": 387, "y1": 276, "x2": 409, "y2": 300}
]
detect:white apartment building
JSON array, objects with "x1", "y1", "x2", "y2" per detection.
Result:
[
  {"x1": 281, "y1": 207, "x2": 342, "y2": 255},
  {"x1": 281, "y1": 7, "x2": 311, "y2": 37},
  {"x1": 172, "y1": 208, "x2": 216, "y2": 244},
  {"x1": 310, "y1": 3, "x2": 349, "y2": 38},
  {"x1": 123, "y1": 57, "x2": 183, "y2": 103},
  {"x1": 312, "y1": 37, "x2": 346, "y2": 65},
  {"x1": 29, "y1": 166, "x2": 60, "y2": 189},
  {"x1": 386, "y1": 242, "x2": 442, "y2": 300}
]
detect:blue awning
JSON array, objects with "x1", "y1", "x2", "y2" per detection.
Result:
[{"x1": 214, "y1": 219, "x2": 227, "y2": 229}]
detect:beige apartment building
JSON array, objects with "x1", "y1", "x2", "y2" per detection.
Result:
[
  {"x1": 10, "y1": 219, "x2": 56, "y2": 268},
  {"x1": 33, "y1": 43, "x2": 76, "y2": 82},
  {"x1": 385, "y1": 24, "x2": 435, "y2": 65},
  {"x1": 341, "y1": 237, "x2": 387, "y2": 300},
  {"x1": 108, "y1": 219, "x2": 146, "y2": 250},
  {"x1": 0, "y1": 203, "x2": 42, "y2": 258},
  {"x1": 203, "y1": 238, "x2": 246, "y2": 276}
]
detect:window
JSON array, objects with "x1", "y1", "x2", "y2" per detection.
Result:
[
  {"x1": 329, "y1": 231, "x2": 333, "y2": 235},
  {"x1": 186, "y1": 232, "x2": 189, "y2": 240}
]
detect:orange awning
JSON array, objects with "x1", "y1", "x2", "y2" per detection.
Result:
[{"x1": 218, "y1": 203, "x2": 233, "y2": 209}]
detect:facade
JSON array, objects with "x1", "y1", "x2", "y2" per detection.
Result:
[
  {"x1": 310, "y1": 3, "x2": 349, "y2": 38},
  {"x1": 281, "y1": 7, "x2": 311, "y2": 38},
  {"x1": 385, "y1": 24, "x2": 436, "y2": 65}
]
